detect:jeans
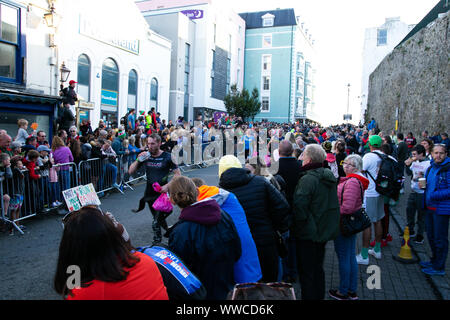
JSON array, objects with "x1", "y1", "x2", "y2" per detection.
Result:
[
  {"x1": 278, "y1": 232, "x2": 298, "y2": 281},
  {"x1": 406, "y1": 192, "x2": 426, "y2": 236},
  {"x1": 425, "y1": 210, "x2": 449, "y2": 271},
  {"x1": 334, "y1": 234, "x2": 358, "y2": 295},
  {"x1": 98, "y1": 163, "x2": 118, "y2": 191},
  {"x1": 58, "y1": 170, "x2": 71, "y2": 200},
  {"x1": 296, "y1": 240, "x2": 326, "y2": 300}
]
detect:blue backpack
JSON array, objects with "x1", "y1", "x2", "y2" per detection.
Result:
[{"x1": 136, "y1": 245, "x2": 206, "y2": 300}]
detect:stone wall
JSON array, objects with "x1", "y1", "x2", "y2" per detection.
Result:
[{"x1": 366, "y1": 11, "x2": 449, "y2": 137}]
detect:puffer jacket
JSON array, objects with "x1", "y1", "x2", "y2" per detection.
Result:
[
  {"x1": 292, "y1": 165, "x2": 340, "y2": 243},
  {"x1": 168, "y1": 199, "x2": 241, "y2": 300},
  {"x1": 337, "y1": 173, "x2": 369, "y2": 215},
  {"x1": 219, "y1": 167, "x2": 290, "y2": 246},
  {"x1": 197, "y1": 185, "x2": 262, "y2": 284},
  {"x1": 424, "y1": 157, "x2": 450, "y2": 215}
]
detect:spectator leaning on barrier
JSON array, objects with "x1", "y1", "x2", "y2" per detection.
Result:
[
  {"x1": 421, "y1": 144, "x2": 450, "y2": 276},
  {"x1": 52, "y1": 136, "x2": 74, "y2": 195},
  {"x1": 292, "y1": 144, "x2": 340, "y2": 300},
  {"x1": 54, "y1": 206, "x2": 168, "y2": 300}
]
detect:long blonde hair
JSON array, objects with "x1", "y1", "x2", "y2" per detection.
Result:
[{"x1": 52, "y1": 136, "x2": 65, "y2": 152}]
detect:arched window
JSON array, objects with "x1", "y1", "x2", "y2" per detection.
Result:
[
  {"x1": 101, "y1": 58, "x2": 119, "y2": 126},
  {"x1": 150, "y1": 77, "x2": 158, "y2": 111},
  {"x1": 77, "y1": 54, "x2": 91, "y2": 101},
  {"x1": 128, "y1": 69, "x2": 137, "y2": 111}
]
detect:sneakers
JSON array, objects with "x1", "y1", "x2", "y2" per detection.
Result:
[
  {"x1": 328, "y1": 289, "x2": 349, "y2": 300},
  {"x1": 368, "y1": 248, "x2": 382, "y2": 259},
  {"x1": 356, "y1": 254, "x2": 369, "y2": 265},
  {"x1": 348, "y1": 292, "x2": 359, "y2": 300},
  {"x1": 112, "y1": 183, "x2": 121, "y2": 189},
  {"x1": 422, "y1": 268, "x2": 445, "y2": 276},
  {"x1": 419, "y1": 261, "x2": 433, "y2": 268},
  {"x1": 385, "y1": 234, "x2": 393, "y2": 242},
  {"x1": 414, "y1": 235, "x2": 424, "y2": 244}
]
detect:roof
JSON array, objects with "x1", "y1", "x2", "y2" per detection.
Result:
[
  {"x1": 0, "y1": 88, "x2": 61, "y2": 105},
  {"x1": 239, "y1": 8, "x2": 297, "y2": 29},
  {"x1": 396, "y1": 0, "x2": 449, "y2": 48}
]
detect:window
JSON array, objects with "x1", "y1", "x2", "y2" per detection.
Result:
[
  {"x1": 185, "y1": 43, "x2": 190, "y2": 72},
  {"x1": 184, "y1": 72, "x2": 189, "y2": 108},
  {"x1": 228, "y1": 34, "x2": 232, "y2": 53},
  {"x1": 150, "y1": 78, "x2": 158, "y2": 111},
  {"x1": 101, "y1": 58, "x2": 119, "y2": 125},
  {"x1": 262, "y1": 14, "x2": 274, "y2": 27},
  {"x1": 77, "y1": 54, "x2": 91, "y2": 101},
  {"x1": 127, "y1": 69, "x2": 137, "y2": 110},
  {"x1": 211, "y1": 50, "x2": 215, "y2": 96},
  {"x1": 0, "y1": 2, "x2": 21, "y2": 82},
  {"x1": 238, "y1": 48, "x2": 241, "y2": 65},
  {"x1": 226, "y1": 58, "x2": 231, "y2": 94},
  {"x1": 263, "y1": 34, "x2": 272, "y2": 48},
  {"x1": 262, "y1": 55, "x2": 271, "y2": 73},
  {"x1": 377, "y1": 28, "x2": 387, "y2": 46},
  {"x1": 296, "y1": 77, "x2": 301, "y2": 92},
  {"x1": 261, "y1": 96, "x2": 270, "y2": 112},
  {"x1": 262, "y1": 76, "x2": 270, "y2": 91}
]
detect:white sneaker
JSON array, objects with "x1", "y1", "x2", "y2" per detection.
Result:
[
  {"x1": 356, "y1": 254, "x2": 369, "y2": 265},
  {"x1": 369, "y1": 248, "x2": 382, "y2": 259}
]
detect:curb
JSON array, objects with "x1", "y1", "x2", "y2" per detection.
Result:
[{"x1": 389, "y1": 206, "x2": 447, "y2": 300}]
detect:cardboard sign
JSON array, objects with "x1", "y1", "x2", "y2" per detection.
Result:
[{"x1": 62, "y1": 184, "x2": 101, "y2": 212}]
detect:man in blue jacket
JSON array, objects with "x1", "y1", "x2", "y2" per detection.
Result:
[{"x1": 422, "y1": 144, "x2": 450, "y2": 276}]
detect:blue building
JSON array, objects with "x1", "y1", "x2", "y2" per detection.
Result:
[{"x1": 239, "y1": 8, "x2": 318, "y2": 124}]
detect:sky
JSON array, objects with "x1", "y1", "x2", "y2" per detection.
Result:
[{"x1": 224, "y1": 0, "x2": 440, "y2": 126}]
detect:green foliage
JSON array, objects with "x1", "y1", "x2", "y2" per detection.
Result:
[{"x1": 224, "y1": 84, "x2": 261, "y2": 121}]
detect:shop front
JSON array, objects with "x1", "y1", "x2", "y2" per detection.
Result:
[{"x1": 0, "y1": 89, "x2": 61, "y2": 139}]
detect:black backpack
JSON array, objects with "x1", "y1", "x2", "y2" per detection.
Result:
[
  {"x1": 120, "y1": 112, "x2": 130, "y2": 130},
  {"x1": 365, "y1": 152, "x2": 404, "y2": 200}
]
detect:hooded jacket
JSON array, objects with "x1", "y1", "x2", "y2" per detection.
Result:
[
  {"x1": 337, "y1": 173, "x2": 370, "y2": 215},
  {"x1": 292, "y1": 166, "x2": 340, "y2": 243},
  {"x1": 168, "y1": 199, "x2": 241, "y2": 300},
  {"x1": 424, "y1": 157, "x2": 450, "y2": 215},
  {"x1": 219, "y1": 167, "x2": 290, "y2": 246},
  {"x1": 197, "y1": 185, "x2": 262, "y2": 283}
]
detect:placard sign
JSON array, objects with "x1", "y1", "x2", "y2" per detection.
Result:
[{"x1": 62, "y1": 184, "x2": 101, "y2": 212}]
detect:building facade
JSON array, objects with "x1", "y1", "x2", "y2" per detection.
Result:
[
  {"x1": 239, "y1": 8, "x2": 317, "y2": 124},
  {"x1": 360, "y1": 17, "x2": 415, "y2": 123},
  {"x1": 0, "y1": 0, "x2": 171, "y2": 137},
  {"x1": 137, "y1": 0, "x2": 245, "y2": 123}
]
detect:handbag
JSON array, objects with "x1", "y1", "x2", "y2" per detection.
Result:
[{"x1": 340, "y1": 179, "x2": 371, "y2": 237}]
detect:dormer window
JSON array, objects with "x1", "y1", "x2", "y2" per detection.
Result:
[{"x1": 262, "y1": 13, "x2": 274, "y2": 27}]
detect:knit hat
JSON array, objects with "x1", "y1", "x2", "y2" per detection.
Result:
[
  {"x1": 139, "y1": 111, "x2": 145, "y2": 116},
  {"x1": 369, "y1": 135, "x2": 382, "y2": 148},
  {"x1": 321, "y1": 141, "x2": 332, "y2": 153},
  {"x1": 218, "y1": 155, "x2": 242, "y2": 177},
  {"x1": 118, "y1": 131, "x2": 126, "y2": 139}
]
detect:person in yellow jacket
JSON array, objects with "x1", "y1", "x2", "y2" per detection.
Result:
[{"x1": 145, "y1": 111, "x2": 153, "y2": 129}]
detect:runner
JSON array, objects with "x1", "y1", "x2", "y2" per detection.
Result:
[{"x1": 128, "y1": 133, "x2": 181, "y2": 245}]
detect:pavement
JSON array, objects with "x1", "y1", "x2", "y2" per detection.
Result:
[{"x1": 0, "y1": 164, "x2": 447, "y2": 300}]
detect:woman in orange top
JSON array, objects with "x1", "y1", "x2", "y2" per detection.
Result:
[{"x1": 54, "y1": 206, "x2": 168, "y2": 300}]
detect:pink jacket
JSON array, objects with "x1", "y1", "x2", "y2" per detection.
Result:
[{"x1": 337, "y1": 174, "x2": 369, "y2": 215}]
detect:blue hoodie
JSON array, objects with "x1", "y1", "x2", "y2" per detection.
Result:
[{"x1": 425, "y1": 157, "x2": 450, "y2": 215}]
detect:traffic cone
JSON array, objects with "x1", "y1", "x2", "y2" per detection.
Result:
[{"x1": 393, "y1": 227, "x2": 418, "y2": 264}]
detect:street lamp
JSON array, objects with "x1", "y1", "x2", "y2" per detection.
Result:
[
  {"x1": 43, "y1": 5, "x2": 60, "y2": 28},
  {"x1": 59, "y1": 62, "x2": 71, "y2": 90}
]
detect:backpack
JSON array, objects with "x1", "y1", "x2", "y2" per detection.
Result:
[
  {"x1": 365, "y1": 152, "x2": 404, "y2": 200},
  {"x1": 136, "y1": 245, "x2": 207, "y2": 300}
]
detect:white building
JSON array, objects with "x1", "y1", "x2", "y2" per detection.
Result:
[
  {"x1": 137, "y1": 0, "x2": 245, "y2": 122},
  {"x1": 360, "y1": 17, "x2": 415, "y2": 122},
  {"x1": 0, "y1": 0, "x2": 171, "y2": 135}
]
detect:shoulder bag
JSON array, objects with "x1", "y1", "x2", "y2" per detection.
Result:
[{"x1": 340, "y1": 179, "x2": 371, "y2": 237}]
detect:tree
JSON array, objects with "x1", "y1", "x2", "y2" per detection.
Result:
[{"x1": 224, "y1": 84, "x2": 261, "y2": 121}]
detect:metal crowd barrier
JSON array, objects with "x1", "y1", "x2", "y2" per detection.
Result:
[{"x1": 78, "y1": 157, "x2": 123, "y2": 195}]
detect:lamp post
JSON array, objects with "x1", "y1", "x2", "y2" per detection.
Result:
[
  {"x1": 346, "y1": 83, "x2": 351, "y2": 123},
  {"x1": 59, "y1": 62, "x2": 71, "y2": 90}
]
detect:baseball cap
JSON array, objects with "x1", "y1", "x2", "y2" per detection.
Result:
[
  {"x1": 369, "y1": 135, "x2": 382, "y2": 148},
  {"x1": 37, "y1": 145, "x2": 51, "y2": 153},
  {"x1": 69, "y1": 80, "x2": 77, "y2": 85}
]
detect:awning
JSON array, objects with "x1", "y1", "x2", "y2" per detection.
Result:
[{"x1": 0, "y1": 89, "x2": 61, "y2": 105}]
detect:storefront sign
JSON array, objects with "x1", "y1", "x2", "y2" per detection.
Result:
[
  {"x1": 79, "y1": 109, "x2": 90, "y2": 122},
  {"x1": 181, "y1": 9, "x2": 204, "y2": 20},
  {"x1": 79, "y1": 15, "x2": 140, "y2": 55},
  {"x1": 101, "y1": 89, "x2": 118, "y2": 107},
  {"x1": 79, "y1": 101, "x2": 95, "y2": 109}
]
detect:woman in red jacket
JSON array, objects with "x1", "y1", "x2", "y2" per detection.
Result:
[
  {"x1": 54, "y1": 206, "x2": 168, "y2": 300},
  {"x1": 329, "y1": 154, "x2": 369, "y2": 301}
]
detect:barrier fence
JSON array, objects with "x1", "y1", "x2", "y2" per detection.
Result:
[{"x1": 0, "y1": 139, "x2": 263, "y2": 234}]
